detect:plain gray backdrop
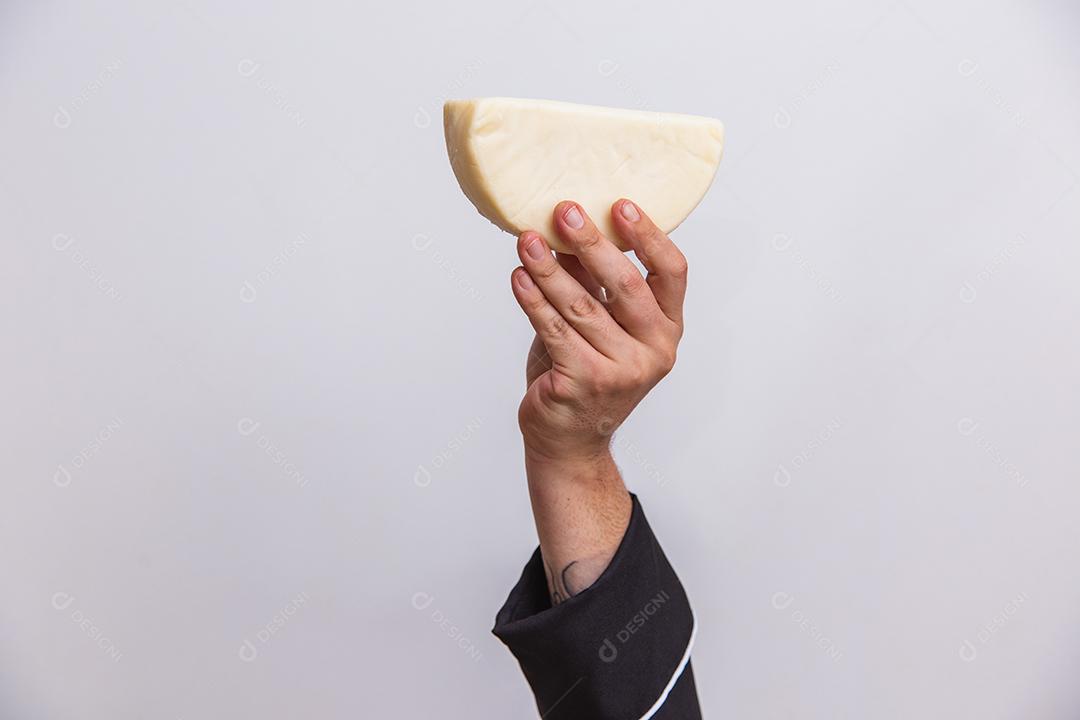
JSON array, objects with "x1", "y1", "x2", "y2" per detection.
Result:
[{"x1": 2, "y1": 0, "x2": 1079, "y2": 717}]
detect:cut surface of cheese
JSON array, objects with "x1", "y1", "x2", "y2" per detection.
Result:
[{"x1": 444, "y1": 97, "x2": 724, "y2": 253}]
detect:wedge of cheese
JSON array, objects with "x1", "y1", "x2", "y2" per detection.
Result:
[{"x1": 444, "y1": 97, "x2": 724, "y2": 253}]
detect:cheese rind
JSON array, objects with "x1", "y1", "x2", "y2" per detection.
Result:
[{"x1": 443, "y1": 97, "x2": 724, "y2": 253}]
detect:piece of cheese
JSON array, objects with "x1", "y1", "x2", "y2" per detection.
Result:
[{"x1": 444, "y1": 97, "x2": 724, "y2": 253}]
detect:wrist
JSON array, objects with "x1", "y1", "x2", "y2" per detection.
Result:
[
  {"x1": 522, "y1": 434, "x2": 612, "y2": 468},
  {"x1": 523, "y1": 438, "x2": 620, "y2": 490}
]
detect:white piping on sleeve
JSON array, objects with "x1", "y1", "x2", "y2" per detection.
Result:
[{"x1": 638, "y1": 615, "x2": 698, "y2": 720}]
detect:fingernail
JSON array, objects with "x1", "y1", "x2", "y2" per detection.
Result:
[
  {"x1": 563, "y1": 204, "x2": 584, "y2": 229},
  {"x1": 516, "y1": 269, "x2": 534, "y2": 290},
  {"x1": 620, "y1": 201, "x2": 640, "y2": 222},
  {"x1": 525, "y1": 236, "x2": 545, "y2": 260}
]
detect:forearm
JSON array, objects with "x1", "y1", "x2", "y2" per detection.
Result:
[
  {"x1": 494, "y1": 482, "x2": 701, "y2": 720},
  {"x1": 524, "y1": 446, "x2": 632, "y2": 605},
  {"x1": 495, "y1": 200, "x2": 701, "y2": 717}
]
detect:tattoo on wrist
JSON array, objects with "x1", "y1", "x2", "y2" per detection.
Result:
[{"x1": 543, "y1": 558, "x2": 593, "y2": 606}]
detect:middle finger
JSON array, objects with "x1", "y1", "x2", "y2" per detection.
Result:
[
  {"x1": 552, "y1": 201, "x2": 665, "y2": 340},
  {"x1": 517, "y1": 230, "x2": 629, "y2": 359}
]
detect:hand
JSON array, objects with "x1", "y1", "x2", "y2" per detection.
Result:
[{"x1": 511, "y1": 199, "x2": 688, "y2": 463}]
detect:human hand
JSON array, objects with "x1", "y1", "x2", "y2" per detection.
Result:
[{"x1": 512, "y1": 199, "x2": 688, "y2": 464}]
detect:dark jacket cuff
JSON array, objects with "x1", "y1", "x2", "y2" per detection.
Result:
[{"x1": 493, "y1": 494, "x2": 700, "y2": 719}]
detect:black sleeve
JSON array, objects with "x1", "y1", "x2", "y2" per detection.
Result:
[{"x1": 493, "y1": 494, "x2": 701, "y2": 719}]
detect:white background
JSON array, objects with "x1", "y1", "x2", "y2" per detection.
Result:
[{"x1": 2, "y1": 0, "x2": 1079, "y2": 717}]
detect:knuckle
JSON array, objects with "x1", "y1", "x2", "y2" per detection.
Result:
[
  {"x1": 526, "y1": 294, "x2": 549, "y2": 314},
  {"x1": 667, "y1": 251, "x2": 689, "y2": 279},
  {"x1": 584, "y1": 364, "x2": 616, "y2": 395},
  {"x1": 628, "y1": 348, "x2": 674, "y2": 387},
  {"x1": 533, "y1": 257, "x2": 559, "y2": 279},
  {"x1": 617, "y1": 270, "x2": 646, "y2": 295},
  {"x1": 545, "y1": 313, "x2": 569, "y2": 338},
  {"x1": 626, "y1": 363, "x2": 650, "y2": 389},
  {"x1": 580, "y1": 373, "x2": 604, "y2": 396},
  {"x1": 574, "y1": 229, "x2": 604, "y2": 252},
  {"x1": 568, "y1": 293, "x2": 602, "y2": 321},
  {"x1": 641, "y1": 227, "x2": 667, "y2": 256},
  {"x1": 610, "y1": 353, "x2": 648, "y2": 390},
  {"x1": 548, "y1": 372, "x2": 576, "y2": 402},
  {"x1": 657, "y1": 347, "x2": 677, "y2": 375}
]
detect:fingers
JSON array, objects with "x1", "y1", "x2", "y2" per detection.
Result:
[
  {"x1": 517, "y1": 232, "x2": 628, "y2": 358},
  {"x1": 556, "y1": 252, "x2": 603, "y2": 300},
  {"x1": 511, "y1": 267, "x2": 596, "y2": 369},
  {"x1": 610, "y1": 199, "x2": 688, "y2": 326},
  {"x1": 552, "y1": 201, "x2": 666, "y2": 339}
]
